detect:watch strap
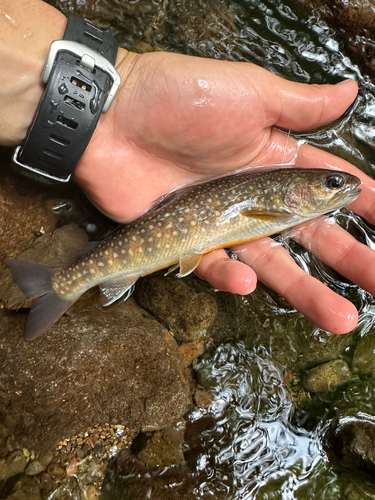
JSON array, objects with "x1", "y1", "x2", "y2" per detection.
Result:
[{"x1": 13, "y1": 16, "x2": 120, "y2": 182}]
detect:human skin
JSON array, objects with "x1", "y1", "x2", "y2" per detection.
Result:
[{"x1": 2, "y1": 0, "x2": 375, "y2": 334}]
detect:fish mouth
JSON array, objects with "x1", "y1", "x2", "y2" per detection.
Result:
[{"x1": 327, "y1": 185, "x2": 362, "y2": 208}]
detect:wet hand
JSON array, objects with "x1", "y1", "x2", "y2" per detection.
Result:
[{"x1": 72, "y1": 50, "x2": 374, "y2": 335}]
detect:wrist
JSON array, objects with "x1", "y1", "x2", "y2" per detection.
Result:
[{"x1": 0, "y1": 0, "x2": 66, "y2": 146}]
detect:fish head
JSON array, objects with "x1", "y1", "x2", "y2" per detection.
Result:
[{"x1": 283, "y1": 169, "x2": 361, "y2": 217}]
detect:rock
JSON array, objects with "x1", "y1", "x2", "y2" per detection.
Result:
[
  {"x1": 25, "y1": 459, "x2": 45, "y2": 476},
  {"x1": 47, "y1": 462, "x2": 66, "y2": 482},
  {"x1": 179, "y1": 340, "x2": 205, "y2": 367},
  {"x1": 352, "y1": 334, "x2": 375, "y2": 374},
  {"x1": 324, "y1": 414, "x2": 375, "y2": 477},
  {"x1": 302, "y1": 359, "x2": 358, "y2": 393},
  {"x1": 0, "y1": 449, "x2": 26, "y2": 481},
  {"x1": 0, "y1": 296, "x2": 191, "y2": 453},
  {"x1": 37, "y1": 450, "x2": 54, "y2": 469},
  {"x1": 135, "y1": 276, "x2": 218, "y2": 343},
  {"x1": 4, "y1": 474, "x2": 42, "y2": 500},
  {"x1": 0, "y1": 223, "x2": 89, "y2": 309},
  {"x1": 136, "y1": 422, "x2": 186, "y2": 467},
  {"x1": 194, "y1": 389, "x2": 214, "y2": 409}
]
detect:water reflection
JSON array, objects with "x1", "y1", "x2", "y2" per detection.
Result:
[{"x1": 44, "y1": 0, "x2": 375, "y2": 498}]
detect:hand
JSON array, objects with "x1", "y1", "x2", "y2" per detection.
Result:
[
  {"x1": 75, "y1": 50, "x2": 374, "y2": 334},
  {"x1": 2, "y1": 1, "x2": 373, "y2": 335}
]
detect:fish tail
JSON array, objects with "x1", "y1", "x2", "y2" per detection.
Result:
[{"x1": 6, "y1": 259, "x2": 76, "y2": 340}]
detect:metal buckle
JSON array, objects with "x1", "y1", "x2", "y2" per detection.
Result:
[
  {"x1": 13, "y1": 146, "x2": 71, "y2": 183},
  {"x1": 42, "y1": 40, "x2": 121, "y2": 113}
]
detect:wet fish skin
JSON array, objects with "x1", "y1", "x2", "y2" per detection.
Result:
[{"x1": 7, "y1": 168, "x2": 361, "y2": 340}]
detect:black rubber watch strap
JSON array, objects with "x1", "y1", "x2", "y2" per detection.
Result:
[{"x1": 13, "y1": 16, "x2": 119, "y2": 182}]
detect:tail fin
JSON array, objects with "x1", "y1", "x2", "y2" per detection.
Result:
[{"x1": 6, "y1": 259, "x2": 76, "y2": 340}]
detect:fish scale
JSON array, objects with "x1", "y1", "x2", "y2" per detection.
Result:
[{"x1": 7, "y1": 167, "x2": 361, "y2": 340}]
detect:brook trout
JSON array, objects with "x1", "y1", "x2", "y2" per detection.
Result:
[{"x1": 7, "y1": 168, "x2": 361, "y2": 340}]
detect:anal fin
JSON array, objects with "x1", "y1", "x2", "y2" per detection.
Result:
[
  {"x1": 99, "y1": 274, "x2": 140, "y2": 306},
  {"x1": 177, "y1": 253, "x2": 203, "y2": 278}
]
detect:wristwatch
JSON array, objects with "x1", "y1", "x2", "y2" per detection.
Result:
[{"x1": 13, "y1": 15, "x2": 121, "y2": 182}]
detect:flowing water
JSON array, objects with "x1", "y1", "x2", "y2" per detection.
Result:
[{"x1": 42, "y1": 0, "x2": 375, "y2": 498}]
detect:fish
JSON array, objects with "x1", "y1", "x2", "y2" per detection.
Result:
[{"x1": 7, "y1": 168, "x2": 361, "y2": 340}]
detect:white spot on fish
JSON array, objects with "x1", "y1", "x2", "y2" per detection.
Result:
[
  {"x1": 98, "y1": 262, "x2": 104, "y2": 267},
  {"x1": 114, "y1": 253, "x2": 118, "y2": 258},
  {"x1": 132, "y1": 236, "x2": 137, "y2": 241},
  {"x1": 191, "y1": 221, "x2": 196, "y2": 226}
]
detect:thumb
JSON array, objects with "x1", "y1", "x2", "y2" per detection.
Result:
[{"x1": 263, "y1": 76, "x2": 358, "y2": 131}]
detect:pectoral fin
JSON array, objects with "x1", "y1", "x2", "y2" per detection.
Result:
[
  {"x1": 177, "y1": 253, "x2": 203, "y2": 278},
  {"x1": 241, "y1": 207, "x2": 292, "y2": 222},
  {"x1": 99, "y1": 274, "x2": 140, "y2": 306}
]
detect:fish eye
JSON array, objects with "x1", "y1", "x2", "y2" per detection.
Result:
[{"x1": 326, "y1": 174, "x2": 345, "y2": 190}]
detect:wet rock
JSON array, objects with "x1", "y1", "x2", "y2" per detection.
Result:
[
  {"x1": 47, "y1": 462, "x2": 66, "y2": 482},
  {"x1": 0, "y1": 151, "x2": 60, "y2": 263},
  {"x1": 352, "y1": 333, "x2": 375, "y2": 374},
  {"x1": 102, "y1": 448, "x2": 200, "y2": 500},
  {"x1": 0, "y1": 223, "x2": 89, "y2": 309},
  {"x1": 5, "y1": 474, "x2": 42, "y2": 500},
  {"x1": 194, "y1": 389, "x2": 214, "y2": 409},
  {"x1": 37, "y1": 450, "x2": 54, "y2": 469},
  {"x1": 0, "y1": 449, "x2": 26, "y2": 481},
  {"x1": 0, "y1": 296, "x2": 191, "y2": 453},
  {"x1": 25, "y1": 459, "x2": 45, "y2": 476},
  {"x1": 324, "y1": 414, "x2": 375, "y2": 478},
  {"x1": 179, "y1": 340, "x2": 205, "y2": 367},
  {"x1": 302, "y1": 359, "x2": 358, "y2": 393},
  {"x1": 135, "y1": 275, "x2": 218, "y2": 343},
  {"x1": 136, "y1": 422, "x2": 185, "y2": 467}
]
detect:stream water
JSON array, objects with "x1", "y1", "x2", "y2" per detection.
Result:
[{"x1": 44, "y1": 0, "x2": 375, "y2": 498}]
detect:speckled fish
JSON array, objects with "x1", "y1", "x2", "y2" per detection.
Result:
[{"x1": 7, "y1": 168, "x2": 361, "y2": 340}]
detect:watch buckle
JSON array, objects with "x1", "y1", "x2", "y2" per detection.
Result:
[{"x1": 42, "y1": 40, "x2": 121, "y2": 113}]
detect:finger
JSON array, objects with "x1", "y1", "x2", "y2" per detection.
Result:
[
  {"x1": 252, "y1": 132, "x2": 375, "y2": 225},
  {"x1": 288, "y1": 216, "x2": 375, "y2": 295},
  {"x1": 262, "y1": 75, "x2": 358, "y2": 131},
  {"x1": 196, "y1": 249, "x2": 257, "y2": 295},
  {"x1": 232, "y1": 238, "x2": 358, "y2": 334}
]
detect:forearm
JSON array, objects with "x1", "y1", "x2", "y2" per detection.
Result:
[{"x1": 0, "y1": 0, "x2": 66, "y2": 146}]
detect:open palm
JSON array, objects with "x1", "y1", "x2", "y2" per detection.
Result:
[{"x1": 75, "y1": 49, "x2": 375, "y2": 334}]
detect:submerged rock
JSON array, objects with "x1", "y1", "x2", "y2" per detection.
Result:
[
  {"x1": 136, "y1": 422, "x2": 186, "y2": 467},
  {"x1": 324, "y1": 414, "x2": 375, "y2": 478},
  {"x1": 352, "y1": 333, "x2": 375, "y2": 374},
  {"x1": 302, "y1": 359, "x2": 358, "y2": 393},
  {"x1": 297, "y1": 0, "x2": 375, "y2": 79}
]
